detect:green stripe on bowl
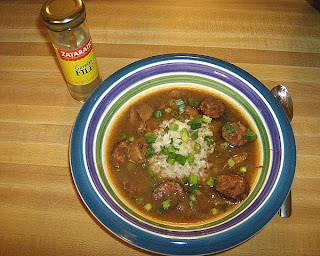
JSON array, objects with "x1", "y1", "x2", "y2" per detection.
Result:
[{"x1": 95, "y1": 74, "x2": 270, "y2": 231}]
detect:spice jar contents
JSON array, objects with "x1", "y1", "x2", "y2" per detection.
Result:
[{"x1": 41, "y1": 0, "x2": 101, "y2": 102}]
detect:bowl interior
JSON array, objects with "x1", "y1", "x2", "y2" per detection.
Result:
[{"x1": 95, "y1": 76, "x2": 269, "y2": 230}]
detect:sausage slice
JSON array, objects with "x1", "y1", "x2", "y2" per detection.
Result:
[
  {"x1": 215, "y1": 173, "x2": 248, "y2": 199},
  {"x1": 222, "y1": 122, "x2": 249, "y2": 146},
  {"x1": 200, "y1": 98, "x2": 225, "y2": 118},
  {"x1": 152, "y1": 181, "x2": 184, "y2": 202}
]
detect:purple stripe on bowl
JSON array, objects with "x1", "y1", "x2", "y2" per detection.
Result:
[{"x1": 84, "y1": 60, "x2": 282, "y2": 236}]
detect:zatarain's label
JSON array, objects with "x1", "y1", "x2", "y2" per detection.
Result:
[{"x1": 54, "y1": 37, "x2": 99, "y2": 86}]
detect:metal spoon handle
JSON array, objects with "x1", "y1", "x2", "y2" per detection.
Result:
[
  {"x1": 279, "y1": 191, "x2": 292, "y2": 217},
  {"x1": 271, "y1": 85, "x2": 293, "y2": 218}
]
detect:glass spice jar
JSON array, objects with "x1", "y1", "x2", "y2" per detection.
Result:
[{"x1": 41, "y1": 0, "x2": 101, "y2": 102}]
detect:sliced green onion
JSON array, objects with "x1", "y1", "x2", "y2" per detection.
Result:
[
  {"x1": 189, "y1": 174, "x2": 198, "y2": 185},
  {"x1": 149, "y1": 170, "x2": 155, "y2": 178},
  {"x1": 190, "y1": 194, "x2": 197, "y2": 201},
  {"x1": 187, "y1": 153, "x2": 195, "y2": 165},
  {"x1": 187, "y1": 117, "x2": 203, "y2": 130},
  {"x1": 156, "y1": 208, "x2": 164, "y2": 216},
  {"x1": 227, "y1": 158, "x2": 235, "y2": 167},
  {"x1": 206, "y1": 178, "x2": 213, "y2": 186},
  {"x1": 168, "y1": 145, "x2": 177, "y2": 153},
  {"x1": 168, "y1": 152, "x2": 176, "y2": 159},
  {"x1": 191, "y1": 131, "x2": 198, "y2": 140},
  {"x1": 182, "y1": 177, "x2": 189, "y2": 184},
  {"x1": 144, "y1": 151, "x2": 153, "y2": 159},
  {"x1": 239, "y1": 166, "x2": 248, "y2": 174},
  {"x1": 145, "y1": 145, "x2": 155, "y2": 159},
  {"x1": 187, "y1": 184, "x2": 199, "y2": 193},
  {"x1": 202, "y1": 115, "x2": 212, "y2": 123},
  {"x1": 211, "y1": 208, "x2": 219, "y2": 215},
  {"x1": 225, "y1": 124, "x2": 234, "y2": 134},
  {"x1": 172, "y1": 110, "x2": 179, "y2": 118},
  {"x1": 204, "y1": 135, "x2": 215, "y2": 146},
  {"x1": 222, "y1": 114, "x2": 228, "y2": 124},
  {"x1": 189, "y1": 201, "x2": 194, "y2": 208},
  {"x1": 162, "y1": 199, "x2": 171, "y2": 210},
  {"x1": 222, "y1": 203, "x2": 227, "y2": 212},
  {"x1": 149, "y1": 170, "x2": 158, "y2": 187},
  {"x1": 169, "y1": 123, "x2": 179, "y2": 131},
  {"x1": 160, "y1": 146, "x2": 169, "y2": 155},
  {"x1": 164, "y1": 126, "x2": 169, "y2": 133},
  {"x1": 176, "y1": 154, "x2": 187, "y2": 165},
  {"x1": 180, "y1": 128, "x2": 189, "y2": 142},
  {"x1": 175, "y1": 99, "x2": 186, "y2": 114},
  {"x1": 120, "y1": 132, "x2": 126, "y2": 139},
  {"x1": 246, "y1": 131, "x2": 257, "y2": 142},
  {"x1": 194, "y1": 142, "x2": 201, "y2": 153},
  {"x1": 190, "y1": 123, "x2": 202, "y2": 130},
  {"x1": 167, "y1": 152, "x2": 176, "y2": 165},
  {"x1": 188, "y1": 97, "x2": 200, "y2": 108},
  {"x1": 167, "y1": 158, "x2": 175, "y2": 165},
  {"x1": 220, "y1": 142, "x2": 229, "y2": 150},
  {"x1": 144, "y1": 203, "x2": 152, "y2": 211},
  {"x1": 187, "y1": 118, "x2": 202, "y2": 125},
  {"x1": 128, "y1": 136, "x2": 135, "y2": 142},
  {"x1": 133, "y1": 196, "x2": 144, "y2": 205},
  {"x1": 147, "y1": 145, "x2": 155, "y2": 153},
  {"x1": 206, "y1": 176, "x2": 218, "y2": 186},
  {"x1": 115, "y1": 168, "x2": 121, "y2": 172},
  {"x1": 153, "y1": 110, "x2": 162, "y2": 118},
  {"x1": 175, "y1": 113, "x2": 182, "y2": 120},
  {"x1": 144, "y1": 132, "x2": 157, "y2": 144},
  {"x1": 165, "y1": 107, "x2": 172, "y2": 113}
]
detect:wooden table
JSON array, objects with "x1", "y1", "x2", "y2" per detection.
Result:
[{"x1": 1, "y1": 0, "x2": 319, "y2": 255}]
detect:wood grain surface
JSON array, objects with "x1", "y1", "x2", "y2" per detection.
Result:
[{"x1": 0, "y1": 0, "x2": 319, "y2": 255}]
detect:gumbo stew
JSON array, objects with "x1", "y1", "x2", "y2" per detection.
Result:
[{"x1": 105, "y1": 87, "x2": 261, "y2": 224}]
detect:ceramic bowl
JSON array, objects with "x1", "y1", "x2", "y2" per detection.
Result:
[{"x1": 69, "y1": 54, "x2": 296, "y2": 255}]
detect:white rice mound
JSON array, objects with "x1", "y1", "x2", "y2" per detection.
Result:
[{"x1": 150, "y1": 118, "x2": 215, "y2": 180}]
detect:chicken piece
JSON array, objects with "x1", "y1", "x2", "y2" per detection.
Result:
[
  {"x1": 185, "y1": 106, "x2": 201, "y2": 118},
  {"x1": 223, "y1": 152, "x2": 248, "y2": 170},
  {"x1": 135, "y1": 104, "x2": 154, "y2": 122},
  {"x1": 127, "y1": 138, "x2": 147, "y2": 163},
  {"x1": 128, "y1": 104, "x2": 154, "y2": 133},
  {"x1": 111, "y1": 141, "x2": 129, "y2": 168},
  {"x1": 168, "y1": 90, "x2": 182, "y2": 99}
]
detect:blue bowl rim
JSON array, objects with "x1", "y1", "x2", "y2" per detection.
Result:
[{"x1": 69, "y1": 53, "x2": 296, "y2": 255}]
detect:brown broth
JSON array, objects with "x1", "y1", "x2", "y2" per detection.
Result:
[{"x1": 105, "y1": 86, "x2": 261, "y2": 225}]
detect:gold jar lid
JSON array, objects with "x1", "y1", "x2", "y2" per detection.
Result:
[{"x1": 41, "y1": 0, "x2": 86, "y2": 32}]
